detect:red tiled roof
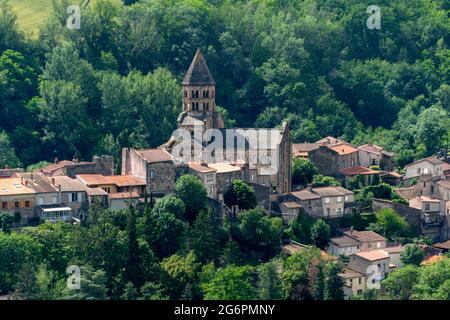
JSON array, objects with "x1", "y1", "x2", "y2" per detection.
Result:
[
  {"x1": 77, "y1": 174, "x2": 146, "y2": 187},
  {"x1": 108, "y1": 191, "x2": 140, "y2": 199},
  {"x1": 339, "y1": 166, "x2": 380, "y2": 176},
  {"x1": 41, "y1": 160, "x2": 75, "y2": 173},
  {"x1": 329, "y1": 143, "x2": 359, "y2": 155},
  {"x1": 188, "y1": 162, "x2": 216, "y2": 173},
  {"x1": 137, "y1": 149, "x2": 173, "y2": 163}
]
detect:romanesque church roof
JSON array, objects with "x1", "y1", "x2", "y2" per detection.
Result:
[{"x1": 182, "y1": 49, "x2": 216, "y2": 86}]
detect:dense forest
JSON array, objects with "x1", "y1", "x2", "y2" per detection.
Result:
[{"x1": 0, "y1": 0, "x2": 449, "y2": 171}]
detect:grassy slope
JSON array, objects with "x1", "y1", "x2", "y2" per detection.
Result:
[{"x1": 9, "y1": 0, "x2": 122, "y2": 37}]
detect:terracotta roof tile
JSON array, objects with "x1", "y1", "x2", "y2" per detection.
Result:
[{"x1": 137, "y1": 149, "x2": 173, "y2": 163}]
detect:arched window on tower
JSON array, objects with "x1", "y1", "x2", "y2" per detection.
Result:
[
  {"x1": 191, "y1": 90, "x2": 195, "y2": 98},
  {"x1": 191, "y1": 102, "x2": 195, "y2": 110},
  {"x1": 203, "y1": 102, "x2": 206, "y2": 110},
  {"x1": 212, "y1": 90, "x2": 215, "y2": 97},
  {"x1": 206, "y1": 103, "x2": 209, "y2": 110},
  {"x1": 202, "y1": 91, "x2": 206, "y2": 98},
  {"x1": 206, "y1": 90, "x2": 209, "y2": 98},
  {"x1": 195, "y1": 102, "x2": 199, "y2": 110},
  {"x1": 195, "y1": 90, "x2": 199, "y2": 98}
]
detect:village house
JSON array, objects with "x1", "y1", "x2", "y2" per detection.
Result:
[
  {"x1": 76, "y1": 174, "x2": 146, "y2": 209},
  {"x1": 292, "y1": 143, "x2": 320, "y2": 159},
  {"x1": 0, "y1": 176, "x2": 37, "y2": 226},
  {"x1": 48, "y1": 175, "x2": 90, "y2": 221},
  {"x1": 188, "y1": 162, "x2": 217, "y2": 199},
  {"x1": 280, "y1": 185, "x2": 354, "y2": 219},
  {"x1": 40, "y1": 155, "x2": 114, "y2": 177},
  {"x1": 339, "y1": 267, "x2": 366, "y2": 299},
  {"x1": 358, "y1": 143, "x2": 394, "y2": 171},
  {"x1": 121, "y1": 148, "x2": 179, "y2": 196},
  {"x1": 348, "y1": 250, "x2": 391, "y2": 282},
  {"x1": 328, "y1": 230, "x2": 387, "y2": 256},
  {"x1": 403, "y1": 156, "x2": 445, "y2": 185}
]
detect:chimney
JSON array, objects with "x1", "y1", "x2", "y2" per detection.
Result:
[
  {"x1": 58, "y1": 185, "x2": 62, "y2": 204},
  {"x1": 30, "y1": 174, "x2": 34, "y2": 181},
  {"x1": 21, "y1": 177, "x2": 24, "y2": 185},
  {"x1": 54, "y1": 157, "x2": 59, "y2": 164},
  {"x1": 52, "y1": 178, "x2": 56, "y2": 186},
  {"x1": 350, "y1": 226, "x2": 354, "y2": 234},
  {"x1": 307, "y1": 184, "x2": 313, "y2": 192},
  {"x1": 25, "y1": 180, "x2": 28, "y2": 187}
]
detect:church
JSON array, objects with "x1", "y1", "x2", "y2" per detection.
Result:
[{"x1": 122, "y1": 49, "x2": 292, "y2": 204}]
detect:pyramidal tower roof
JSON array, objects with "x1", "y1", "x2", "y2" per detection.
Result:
[{"x1": 182, "y1": 49, "x2": 216, "y2": 86}]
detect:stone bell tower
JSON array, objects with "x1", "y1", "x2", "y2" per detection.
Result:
[{"x1": 177, "y1": 49, "x2": 224, "y2": 135}]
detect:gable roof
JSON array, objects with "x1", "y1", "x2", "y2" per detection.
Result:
[
  {"x1": 313, "y1": 186, "x2": 353, "y2": 197},
  {"x1": 331, "y1": 234, "x2": 361, "y2": 247},
  {"x1": 343, "y1": 230, "x2": 386, "y2": 242},
  {"x1": 136, "y1": 149, "x2": 173, "y2": 163},
  {"x1": 353, "y1": 250, "x2": 389, "y2": 261},
  {"x1": 329, "y1": 143, "x2": 359, "y2": 155},
  {"x1": 76, "y1": 174, "x2": 146, "y2": 187},
  {"x1": 405, "y1": 156, "x2": 444, "y2": 168},
  {"x1": 340, "y1": 166, "x2": 380, "y2": 176},
  {"x1": 182, "y1": 49, "x2": 216, "y2": 86},
  {"x1": 292, "y1": 143, "x2": 320, "y2": 155},
  {"x1": 0, "y1": 178, "x2": 35, "y2": 196},
  {"x1": 188, "y1": 162, "x2": 217, "y2": 173}
]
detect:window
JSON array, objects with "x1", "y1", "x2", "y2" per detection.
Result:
[
  {"x1": 191, "y1": 90, "x2": 195, "y2": 97},
  {"x1": 195, "y1": 90, "x2": 199, "y2": 98},
  {"x1": 357, "y1": 289, "x2": 363, "y2": 295},
  {"x1": 358, "y1": 278, "x2": 362, "y2": 285},
  {"x1": 368, "y1": 243, "x2": 372, "y2": 248},
  {"x1": 337, "y1": 196, "x2": 342, "y2": 203},
  {"x1": 184, "y1": 91, "x2": 187, "y2": 98},
  {"x1": 71, "y1": 193, "x2": 79, "y2": 202},
  {"x1": 25, "y1": 201, "x2": 30, "y2": 208},
  {"x1": 325, "y1": 197, "x2": 330, "y2": 204},
  {"x1": 377, "y1": 242, "x2": 381, "y2": 248},
  {"x1": 326, "y1": 208, "x2": 330, "y2": 216},
  {"x1": 15, "y1": 201, "x2": 20, "y2": 208},
  {"x1": 38, "y1": 197, "x2": 44, "y2": 205},
  {"x1": 345, "y1": 195, "x2": 349, "y2": 202},
  {"x1": 425, "y1": 203, "x2": 430, "y2": 211},
  {"x1": 1, "y1": 202, "x2": 6, "y2": 209},
  {"x1": 417, "y1": 168, "x2": 421, "y2": 174},
  {"x1": 431, "y1": 185, "x2": 434, "y2": 194},
  {"x1": 150, "y1": 170, "x2": 155, "y2": 179},
  {"x1": 103, "y1": 187, "x2": 111, "y2": 193}
]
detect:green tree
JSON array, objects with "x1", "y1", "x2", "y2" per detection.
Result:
[
  {"x1": 0, "y1": 232, "x2": 42, "y2": 293},
  {"x1": 324, "y1": 262, "x2": 344, "y2": 300},
  {"x1": 292, "y1": 158, "x2": 317, "y2": 185},
  {"x1": 224, "y1": 179, "x2": 257, "y2": 210},
  {"x1": 257, "y1": 259, "x2": 283, "y2": 300},
  {"x1": 120, "y1": 282, "x2": 139, "y2": 300},
  {"x1": 415, "y1": 105, "x2": 449, "y2": 156},
  {"x1": 401, "y1": 244, "x2": 425, "y2": 266},
  {"x1": 144, "y1": 208, "x2": 186, "y2": 259},
  {"x1": 368, "y1": 208, "x2": 409, "y2": 239},
  {"x1": 175, "y1": 174, "x2": 208, "y2": 223},
  {"x1": 189, "y1": 210, "x2": 225, "y2": 264},
  {"x1": 312, "y1": 174, "x2": 340, "y2": 187},
  {"x1": 152, "y1": 195, "x2": 185, "y2": 220},
  {"x1": 161, "y1": 251, "x2": 200, "y2": 299},
  {"x1": 202, "y1": 265, "x2": 256, "y2": 300},
  {"x1": 0, "y1": 131, "x2": 20, "y2": 168},
  {"x1": 310, "y1": 219, "x2": 330, "y2": 249},
  {"x1": 234, "y1": 208, "x2": 283, "y2": 259},
  {"x1": 383, "y1": 265, "x2": 419, "y2": 300},
  {"x1": 61, "y1": 265, "x2": 108, "y2": 300}
]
